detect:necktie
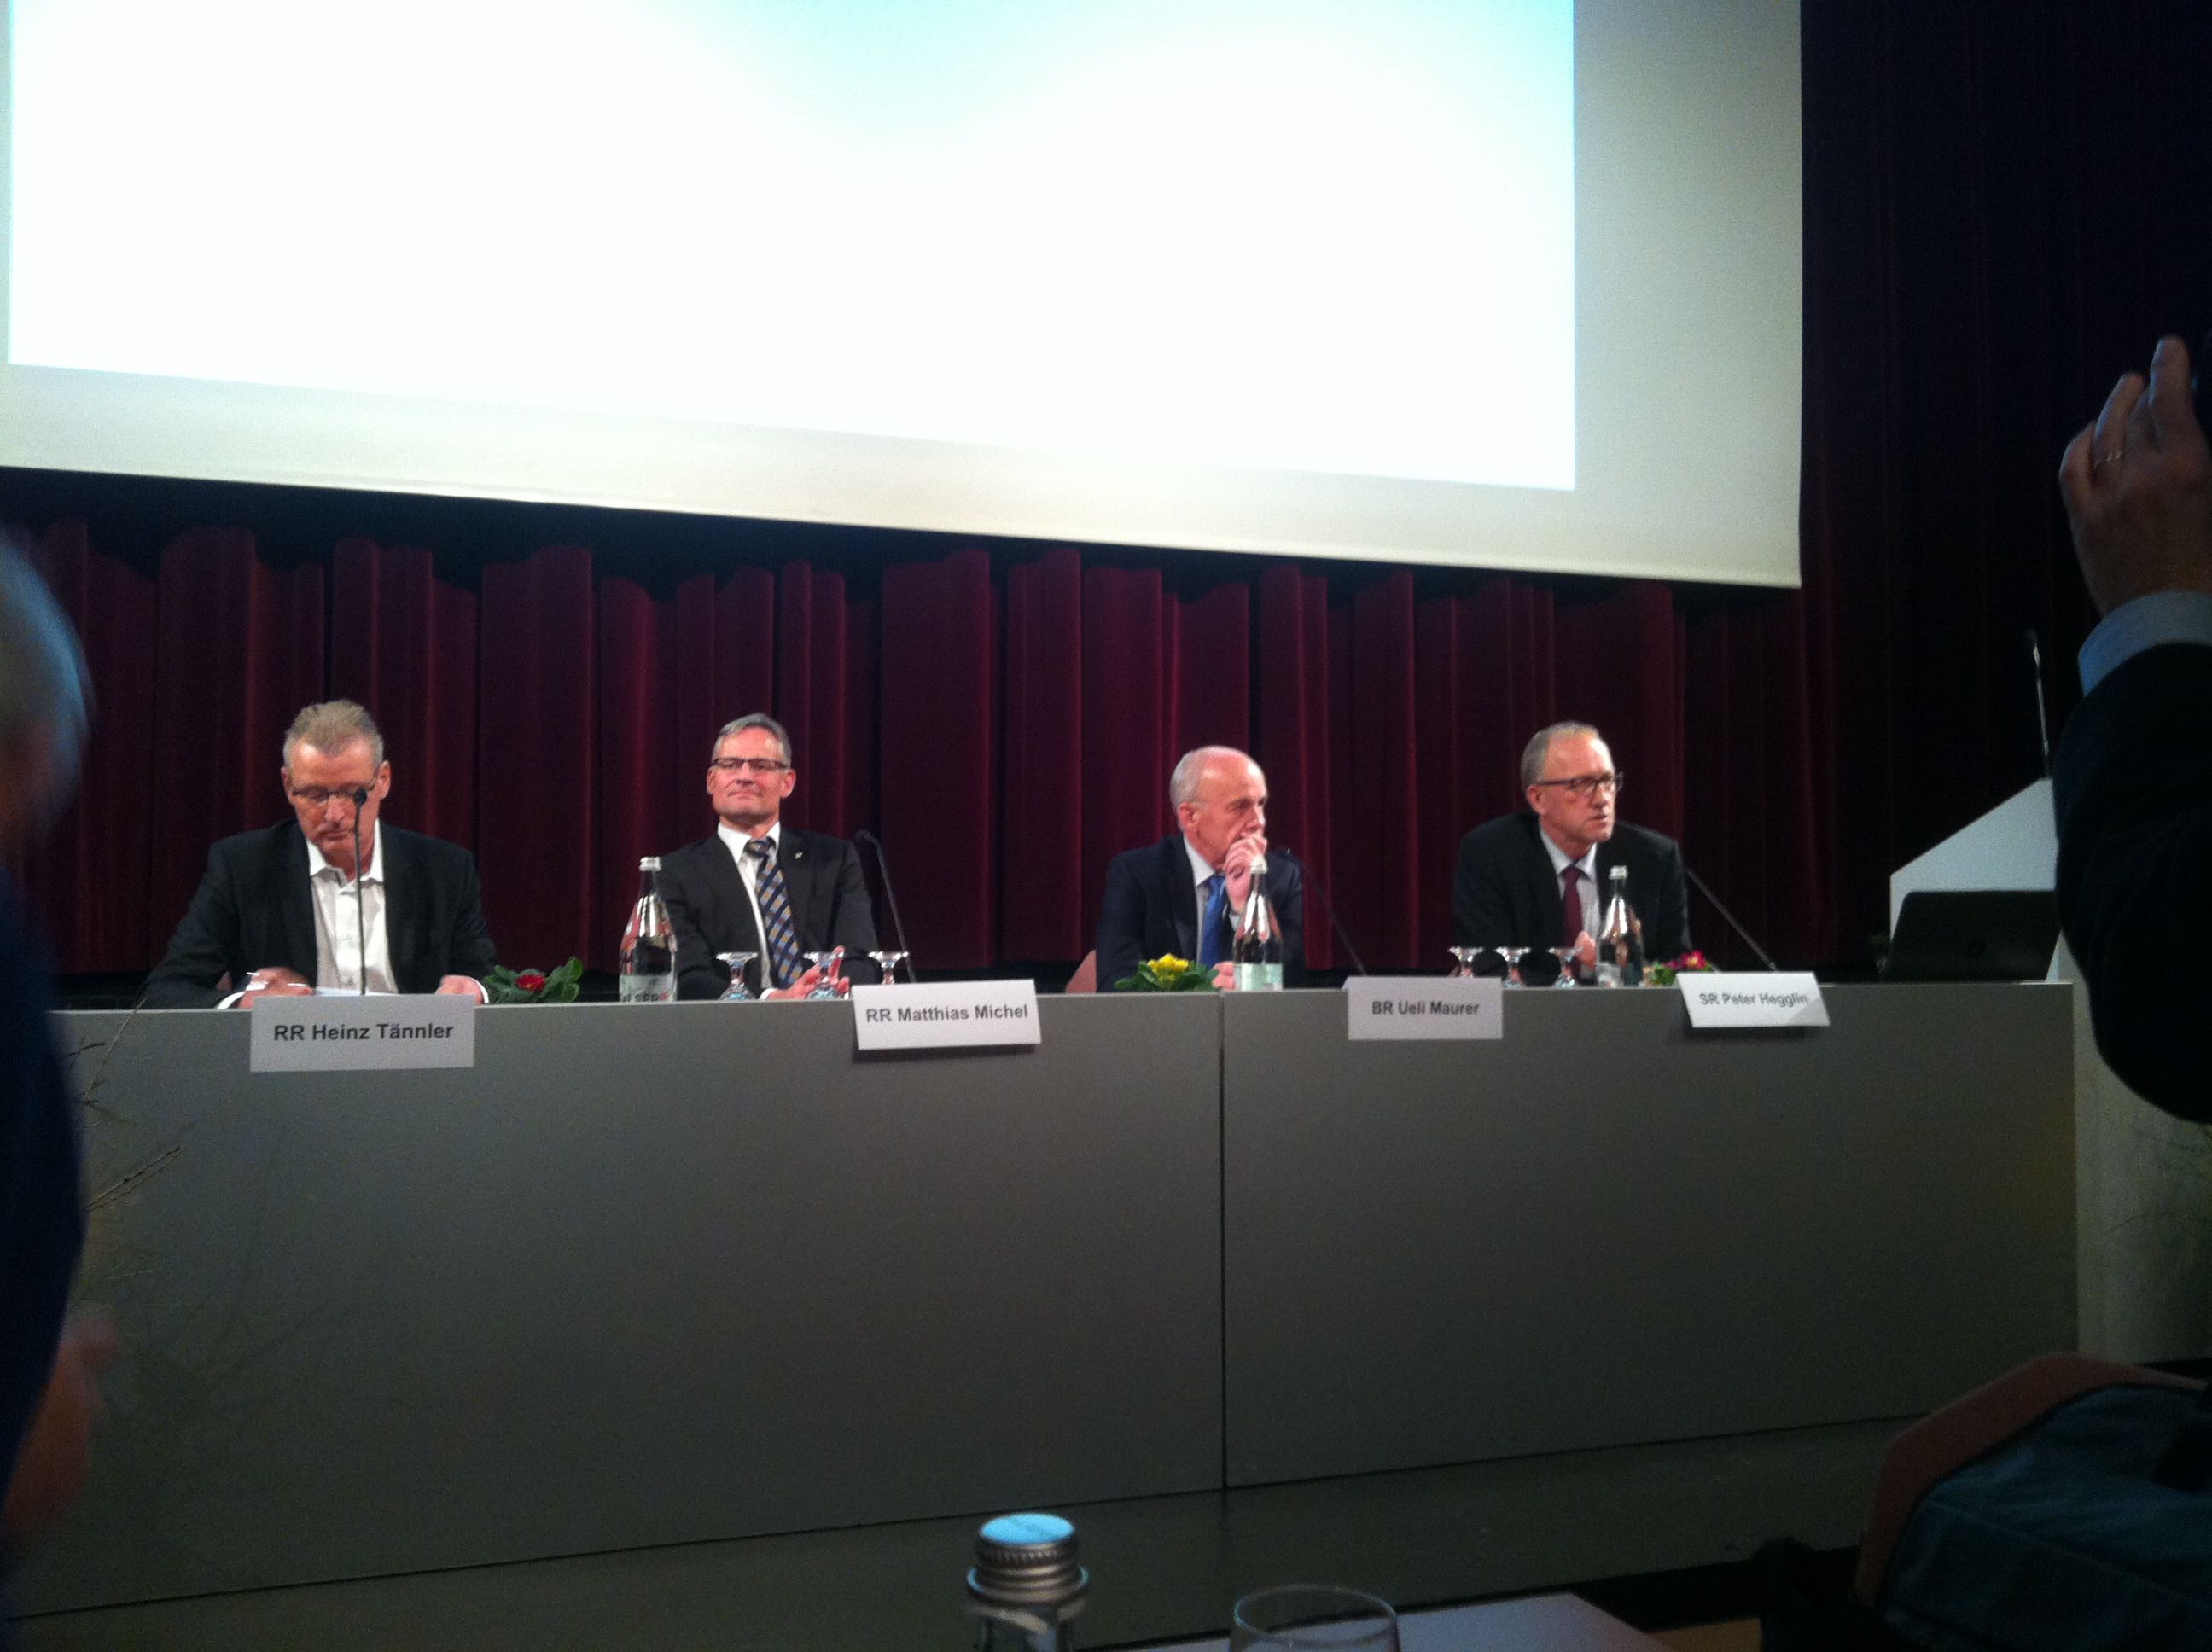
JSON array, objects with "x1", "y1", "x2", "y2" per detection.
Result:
[
  {"x1": 747, "y1": 837, "x2": 805, "y2": 988},
  {"x1": 1561, "y1": 865, "x2": 1584, "y2": 944},
  {"x1": 1197, "y1": 874, "x2": 1227, "y2": 969}
]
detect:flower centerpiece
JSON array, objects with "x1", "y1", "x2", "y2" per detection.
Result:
[
  {"x1": 486, "y1": 957, "x2": 584, "y2": 1004},
  {"x1": 1644, "y1": 949, "x2": 1715, "y2": 987},
  {"x1": 1113, "y1": 953, "x2": 1217, "y2": 992}
]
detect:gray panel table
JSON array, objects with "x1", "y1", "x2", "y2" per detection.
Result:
[
  {"x1": 32, "y1": 996, "x2": 1226, "y2": 1612},
  {"x1": 1221, "y1": 984, "x2": 2075, "y2": 1485}
]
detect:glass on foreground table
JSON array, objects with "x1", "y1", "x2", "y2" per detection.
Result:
[
  {"x1": 714, "y1": 951, "x2": 758, "y2": 1001},
  {"x1": 1494, "y1": 945, "x2": 1530, "y2": 986},
  {"x1": 802, "y1": 949, "x2": 845, "y2": 999},
  {"x1": 1446, "y1": 946, "x2": 1486, "y2": 978},
  {"x1": 868, "y1": 949, "x2": 910, "y2": 984},
  {"x1": 1231, "y1": 1585, "x2": 1400, "y2": 1651}
]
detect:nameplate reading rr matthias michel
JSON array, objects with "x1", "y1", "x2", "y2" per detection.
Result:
[
  {"x1": 851, "y1": 980, "x2": 1042, "y2": 1051},
  {"x1": 250, "y1": 994, "x2": 478, "y2": 1072}
]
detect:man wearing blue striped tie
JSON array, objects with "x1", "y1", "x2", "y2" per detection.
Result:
[{"x1": 658, "y1": 713, "x2": 880, "y2": 1001}]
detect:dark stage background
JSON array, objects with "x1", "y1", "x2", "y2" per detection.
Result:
[{"x1": 11, "y1": 0, "x2": 2206, "y2": 983}]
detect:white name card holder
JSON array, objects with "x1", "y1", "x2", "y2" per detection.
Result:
[
  {"x1": 852, "y1": 980, "x2": 1043, "y2": 1051},
  {"x1": 251, "y1": 993, "x2": 477, "y2": 1072},
  {"x1": 1679, "y1": 971, "x2": 1830, "y2": 1029},
  {"x1": 1345, "y1": 976, "x2": 1504, "y2": 1041}
]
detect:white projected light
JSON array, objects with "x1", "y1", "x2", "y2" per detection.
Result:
[{"x1": 0, "y1": 1, "x2": 1802, "y2": 586}]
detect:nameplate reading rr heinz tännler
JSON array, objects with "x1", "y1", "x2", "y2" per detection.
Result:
[
  {"x1": 1679, "y1": 972, "x2": 1830, "y2": 1029},
  {"x1": 1344, "y1": 976, "x2": 1504, "y2": 1041},
  {"x1": 250, "y1": 994, "x2": 478, "y2": 1072},
  {"x1": 851, "y1": 980, "x2": 1042, "y2": 1052}
]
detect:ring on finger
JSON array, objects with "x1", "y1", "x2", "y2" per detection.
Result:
[{"x1": 2093, "y1": 449, "x2": 2126, "y2": 469}]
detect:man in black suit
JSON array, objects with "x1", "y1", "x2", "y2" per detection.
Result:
[
  {"x1": 660, "y1": 713, "x2": 878, "y2": 1000},
  {"x1": 2053, "y1": 334, "x2": 2212, "y2": 1121},
  {"x1": 1096, "y1": 745, "x2": 1307, "y2": 992},
  {"x1": 1452, "y1": 722, "x2": 1690, "y2": 980},
  {"x1": 143, "y1": 701, "x2": 497, "y2": 1009}
]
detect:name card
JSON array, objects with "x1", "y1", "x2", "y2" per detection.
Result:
[
  {"x1": 251, "y1": 994, "x2": 477, "y2": 1071},
  {"x1": 1679, "y1": 971, "x2": 1830, "y2": 1029},
  {"x1": 852, "y1": 980, "x2": 1042, "y2": 1051},
  {"x1": 1345, "y1": 976, "x2": 1503, "y2": 1041}
]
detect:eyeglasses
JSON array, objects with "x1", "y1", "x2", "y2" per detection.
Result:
[
  {"x1": 710, "y1": 757, "x2": 789, "y2": 775},
  {"x1": 288, "y1": 785, "x2": 372, "y2": 809},
  {"x1": 1530, "y1": 771, "x2": 1624, "y2": 799}
]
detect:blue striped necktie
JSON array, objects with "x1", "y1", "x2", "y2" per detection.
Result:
[
  {"x1": 1198, "y1": 873, "x2": 1227, "y2": 968},
  {"x1": 747, "y1": 837, "x2": 804, "y2": 988}
]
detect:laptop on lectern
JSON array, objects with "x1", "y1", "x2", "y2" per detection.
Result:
[{"x1": 1880, "y1": 889, "x2": 2061, "y2": 983}]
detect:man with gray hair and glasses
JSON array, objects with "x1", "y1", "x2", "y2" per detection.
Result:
[
  {"x1": 0, "y1": 544, "x2": 119, "y2": 1601},
  {"x1": 1452, "y1": 721, "x2": 1690, "y2": 981},
  {"x1": 658, "y1": 712, "x2": 878, "y2": 999},
  {"x1": 143, "y1": 699, "x2": 497, "y2": 1007}
]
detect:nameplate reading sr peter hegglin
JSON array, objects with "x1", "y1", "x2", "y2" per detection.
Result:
[
  {"x1": 250, "y1": 994, "x2": 478, "y2": 1072},
  {"x1": 851, "y1": 980, "x2": 1042, "y2": 1051},
  {"x1": 1679, "y1": 971, "x2": 1830, "y2": 1029},
  {"x1": 1345, "y1": 976, "x2": 1504, "y2": 1041}
]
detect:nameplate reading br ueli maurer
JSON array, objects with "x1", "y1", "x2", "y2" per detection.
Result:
[
  {"x1": 851, "y1": 980, "x2": 1042, "y2": 1051},
  {"x1": 1344, "y1": 976, "x2": 1504, "y2": 1041},
  {"x1": 250, "y1": 993, "x2": 477, "y2": 1072},
  {"x1": 1679, "y1": 971, "x2": 1830, "y2": 1029}
]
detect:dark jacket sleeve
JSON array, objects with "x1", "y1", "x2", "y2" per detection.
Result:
[
  {"x1": 1094, "y1": 850, "x2": 1148, "y2": 993},
  {"x1": 1646, "y1": 835, "x2": 1692, "y2": 963},
  {"x1": 439, "y1": 848, "x2": 498, "y2": 983},
  {"x1": 1274, "y1": 855, "x2": 1311, "y2": 986},
  {"x1": 1452, "y1": 824, "x2": 1519, "y2": 950},
  {"x1": 143, "y1": 841, "x2": 247, "y2": 1009},
  {"x1": 658, "y1": 848, "x2": 736, "y2": 1002},
  {"x1": 820, "y1": 840, "x2": 881, "y2": 970},
  {"x1": 2054, "y1": 642, "x2": 2212, "y2": 1120}
]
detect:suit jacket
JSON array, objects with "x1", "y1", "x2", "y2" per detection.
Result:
[
  {"x1": 2054, "y1": 642, "x2": 2212, "y2": 1121},
  {"x1": 143, "y1": 822, "x2": 498, "y2": 1009},
  {"x1": 1096, "y1": 833, "x2": 1308, "y2": 992},
  {"x1": 659, "y1": 828, "x2": 879, "y2": 999},
  {"x1": 1452, "y1": 811, "x2": 1691, "y2": 969}
]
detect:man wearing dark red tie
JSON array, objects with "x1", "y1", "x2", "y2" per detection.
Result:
[
  {"x1": 658, "y1": 713, "x2": 878, "y2": 1000},
  {"x1": 1451, "y1": 722, "x2": 1690, "y2": 980}
]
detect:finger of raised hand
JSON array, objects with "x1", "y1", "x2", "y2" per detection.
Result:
[
  {"x1": 2094, "y1": 370, "x2": 2145, "y2": 463},
  {"x1": 2146, "y1": 334, "x2": 2209, "y2": 462}
]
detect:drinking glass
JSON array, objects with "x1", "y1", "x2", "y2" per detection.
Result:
[
  {"x1": 802, "y1": 950, "x2": 844, "y2": 999},
  {"x1": 1231, "y1": 1585, "x2": 1400, "y2": 1652},
  {"x1": 714, "y1": 951, "x2": 758, "y2": 1001},
  {"x1": 868, "y1": 950, "x2": 910, "y2": 985},
  {"x1": 1547, "y1": 945, "x2": 1580, "y2": 986},
  {"x1": 1446, "y1": 946, "x2": 1486, "y2": 978},
  {"x1": 1495, "y1": 945, "x2": 1530, "y2": 986}
]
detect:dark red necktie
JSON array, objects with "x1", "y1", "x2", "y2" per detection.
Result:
[{"x1": 1561, "y1": 865, "x2": 1583, "y2": 942}]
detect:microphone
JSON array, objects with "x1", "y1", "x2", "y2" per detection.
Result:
[
  {"x1": 1682, "y1": 863, "x2": 1778, "y2": 972},
  {"x1": 352, "y1": 788, "x2": 370, "y2": 996},
  {"x1": 2025, "y1": 628, "x2": 2053, "y2": 779},
  {"x1": 852, "y1": 829, "x2": 917, "y2": 982},
  {"x1": 1273, "y1": 843, "x2": 1369, "y2": 975}
]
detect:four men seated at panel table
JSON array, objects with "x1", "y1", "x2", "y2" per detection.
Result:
[{"x1": 143, "y1": 700, "x2": 1689, "y2": 1003}]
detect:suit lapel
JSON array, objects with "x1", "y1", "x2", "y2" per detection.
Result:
[
  {"x1": 274, "y1": 826, "x2": 320, "y2": 980},
  {"x1": 1523, "y1": 817, "x2": 1566, "y2": 940},
  {"x1": 1167, "y1": 835, "x2": 1199, "y2": 960},
  {"x1": 380, "y1": 829, "x2": 416, "y2": 988},
  {"x1": 713, "y1": 837, "x2": 767, "y2": 955},
  {"x1": 778, "y1": 829, "x2": 814, "y2": 950}
]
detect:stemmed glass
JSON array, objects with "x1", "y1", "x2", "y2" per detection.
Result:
[
  {"x1": 802, "y1": 949, "x2": 845, "y2": 999},
  {"x1": 1231, "y1": 1585, "x2": 1400, "y2": 1651},
  {"x1": 1446, "y1": 946, "x2": 1486, "y2": 978},
  {"x1": 1547, "y1": 945, "x2": 1581, "y2": 987},
  {"x1": 868, "y1": 950, "x2": 910, "y2": 985},
  {"x1": 1495, "y1": 945, "x2": 1530, "y2": 986},
  {"x1": 714, "y1": 951, "x2": 758, "y2": 1001}
]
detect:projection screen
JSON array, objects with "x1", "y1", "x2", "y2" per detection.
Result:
[{"x1": 0, "y1": 0, "x2": 1802, "y2": 586}]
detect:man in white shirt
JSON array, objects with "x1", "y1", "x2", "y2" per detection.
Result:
[
  {"x1": 657, "y1": 713, "x2": 879, "y2": 999},
  {"x1": 143, "y1": 701, "x2": 496, "y2": 1008}
]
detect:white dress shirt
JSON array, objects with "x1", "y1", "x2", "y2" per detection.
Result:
[
  {"x1": 306, "y1": 822, "x2": 396, "y2": 994},
  {"x1": 718, "y1": 819, "x2": 783, "y2": 968}
]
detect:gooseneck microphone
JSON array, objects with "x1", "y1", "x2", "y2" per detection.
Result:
[
  {"x1": 2025, "y1": 628, "x2": 2053, "y2": 779},
  {"x1": 1683, "y1": 864, "x2": 1778, "y2": 972},
  {"x1": 352, "y1": 789, "x2": 370, "y2": 995},
  {"x1": 1274, "y1": 843, "x2": 1369, "y2": 975},
  {"x1": 852, "y1": 829, "x2": 917, "y2": 981}
]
